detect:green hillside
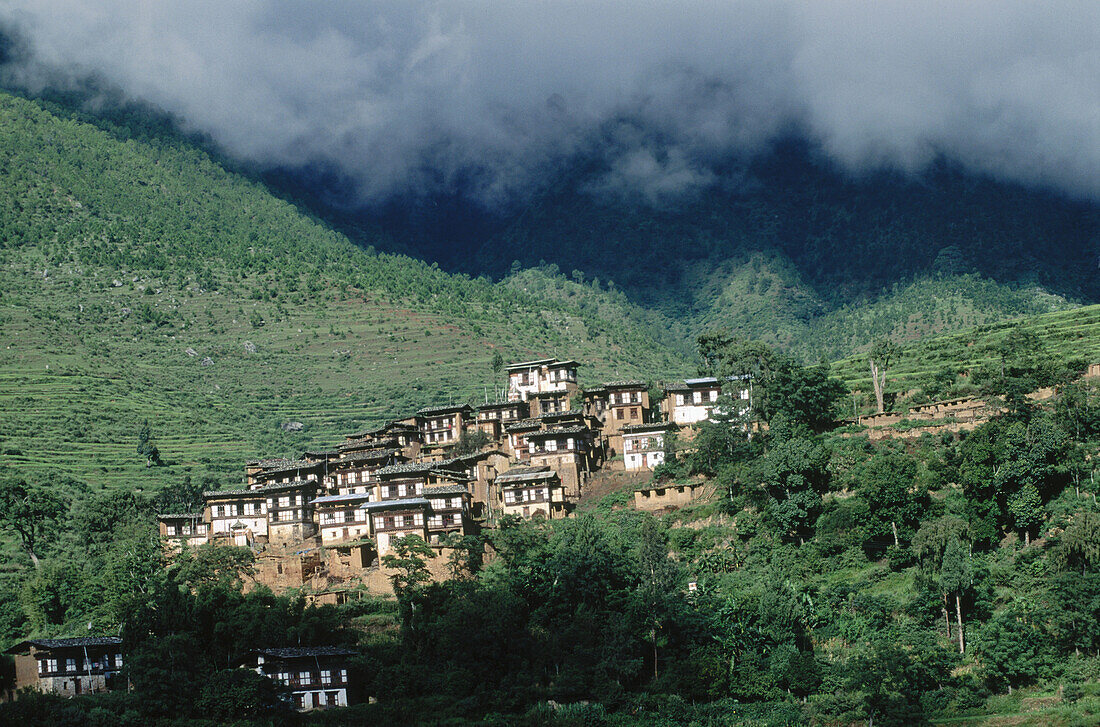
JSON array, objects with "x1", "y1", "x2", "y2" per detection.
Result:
[
  {"x1": 0, "y1": 91, "x2": 690, "y2": 493},
  {"x1": 831, "y1": 304, "x2": 1100, "y2": 396}
]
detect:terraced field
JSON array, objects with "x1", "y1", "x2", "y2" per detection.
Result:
[
  {"x1": 831, "y1": 304, "x2": 1100, "y2": 393},
  {"x1": 0, "y1": 91, "x2": 690, "y2": 493}
]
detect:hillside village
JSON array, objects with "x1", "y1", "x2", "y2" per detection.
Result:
[{"x1": 155, "y1": 357, "x2": 751, "y2": 598}]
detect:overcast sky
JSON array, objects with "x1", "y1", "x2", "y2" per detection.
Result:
[{"x1": 2, "y1": 1, "x2": 1098, "y2": 206}]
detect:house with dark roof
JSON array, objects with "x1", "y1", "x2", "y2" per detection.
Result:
[
  {"x1": 662, "y1": 376, "x2": 751, "y2": 425},
  {"x1": 4, "y1": 637, "x2": 123, "y2": 700},
  {"x1": 239, "y1": 645, "x2": 358, "y2": 711},
  {"x1": 526, "y1": 426, "x2": 595, "y2": 497},
  {"x1": 156, "y1": 512, "x2": 208, "y2": 552},
  {"x1": 415, "y1": 404, "x2": 474, "y2": 447},
  {"x1": 474, "y1": 400, "x2": 529, "y2": 440},
  {"x1": 494, "y1": 466, "x2": 569, "y2": 520},
  {"x1": 506, "y1": 358, "x2": 579, "y2": 404},
  {"x1": 622, "y1": 422, "x2": 675, "y2": 471}
]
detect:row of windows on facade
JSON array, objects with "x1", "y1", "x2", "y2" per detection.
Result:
[
  {"x1": 273, "y1": 668, "x2": 347, "y2": 687},
  {"x1": 211, "y1": 494, "x2": 303, "y2": 517},
  {"x1": 614, "y1": 407, "x2": 642, "y2": 420},
  {"x1": 503, "y1": 487, "x2": 551, "y2": 504},
  {"x1": 372, "y1": 512, "x2": 462, "y2": 529},
  {"x1": 320, "y1": 497, "x2": 463, "y2": 524},
  {"x1": 513, "y1": 369, "x2": 575, "y2": 386},
  {"x1": 39, "y1": 654, "x2": 122, "y2": 674},
  {"x1": 674, "y1": 389, "x2": 750, "y2": 406},
  {"x1": 164, "y1": 523, "x2": 208, "y2": 536},
  {"x1": 610, "y1": 391, "x2": 643, "y2": 405},
  {"x1": 528, "y1": 437, "x2": 576, "y2": 453},
  {"x1": 624, "y1": 435, "x2": 663, "y2": 451}
]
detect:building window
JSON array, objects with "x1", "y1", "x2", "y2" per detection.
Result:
[
  {"x1": 631, "y1": 407, "x2": 639, "y2": 419},
  {"x1": 320, "y1": 669, "x2": 332, "y2": 685},
  {"x1": 693, "y1": 391, "x2": 702, "y2": 404},
  {"x1": 413, "y1": 513, "x2": 424, "y2": 526},
  {"x1": 616, "y1": 408, "x2": 624, "y2": 420},
  {"x1": 299, "y1": 670, "x2": 311, "y2": 684},
  {"x1": 676, "y1": 394, "x2": 685, "y2": 406},
  {"x1": 66, "y1": 658, "x2": 76, "y2": 672},
  {"x1": 709, "y1": 390, "x2": 718, "y2": 402}
]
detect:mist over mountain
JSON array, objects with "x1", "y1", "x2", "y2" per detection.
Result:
[
  {"x1": 1, "y1": 1, "x2": 1098, "y2": 209},
  {"x1": 1, "y1": 1, "x2": 1098, "y2": 360}
]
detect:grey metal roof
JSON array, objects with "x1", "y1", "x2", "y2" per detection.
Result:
[
  {"x1": 602, "y1": 380, "x2": 648, "y2": 389},
  {"x1": 312, "y1": 493, "x2": 375, "y2": 506},
  {"x1": 496, "y1": 469, "x2": 559, "y2": 484},
  {"x1": 504, "y1": 357, "x2": 559, "y2": 370},
  {"x1": 203, "y1": 488, "x2": 265, "y2": 499},
  {"x1": 156, "y1": 512, "x2": 203, "y2": 519},
  {"x1": 359, "y1": 497, "x2": 429, "y2": 511}
]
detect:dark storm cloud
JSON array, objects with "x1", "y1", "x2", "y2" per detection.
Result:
[{"x1": 2, "y1": 1, "x2": 1098, "y2": 204}]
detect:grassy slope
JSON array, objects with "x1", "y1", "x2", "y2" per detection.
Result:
[
  {"x1": 830, "y1": 304, "x2": 1100, "y2": 392},
  {"x1": 0, "y1": 92, "x2": 690, "y2": 493}
]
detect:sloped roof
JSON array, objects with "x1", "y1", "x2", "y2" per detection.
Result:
[
  {"x1": 424, "y1": 483, "x2": 469, "y2": 496},
  {"x1": 496, "y1": 468, "x2": 559, "y2": 484},
  {"x1": 359, "y1": 498, "x2": 429, "y2": 511},
  {"x1": 252, "y1": 646, "x2": 358, "y2": 659},
  {"x1": 527, "y1": 426, "x2": 588, "y2": 438},
  {"x1": 416, "y1": 404, "x2": 473, "y2": 417},
  {"x1": 7, "y1": 636, "x2": 122, "y2": 654},
  {"x1": 621, "y1": 422, "x2": 675, "y2": 434}
]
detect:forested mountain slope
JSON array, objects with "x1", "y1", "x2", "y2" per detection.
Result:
[
  {"x1": 300, "y1": 141, "x2": 1096, "y2": 360},
  {"x1": 0, "y1": 92, "x2": 690, "y2": 493}
]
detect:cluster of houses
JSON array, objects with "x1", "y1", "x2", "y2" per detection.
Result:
[
  {"x1": 156, "y1": 357, "x2": 748, "y2": 563},
  {"x1": 3, "y1": 357, "x2": 749, "y2": 709}
]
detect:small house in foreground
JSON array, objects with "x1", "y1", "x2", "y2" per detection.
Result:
[
  {"x1": 4, "y1": 636, "x2": 123, "y2": 700},
  {"x1": 240, "y1": 645, "x2": 357, "y2": 711}
]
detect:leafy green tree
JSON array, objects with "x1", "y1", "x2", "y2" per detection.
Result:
[
  {"x1": 940, "y1": 537, "x2": 973, "y2": 654},
  {"x1": 383, "y1": 534, "x2": 436, "y2": 635},
  {"x1": 977, "y1": 604, "x2": 1058, "y2": 691},
  {"x1": 913, "y1": 515, "x2": 969, "y2": 640},
  {"x1": 136, "y1": 419, "x2": 162, "y2": 466},
  {"x1": 0, "y1": 477, "x2": 68, "y2": 569},
  {"x1": 1052, "y1": 511, "x2": 1100, "y2": 576},
  {"x1": 754, "y1": 438, "x2": 831, "y2": 544},
  {"x1": 856, "y1": 449, "x2": 928, "y2": 548},
  {"x1": 195, "y1": 668, "x2": 292, "y2": 720},
  {"x1": 176, "y1": 543, "x2": 255, "y2": 591}
]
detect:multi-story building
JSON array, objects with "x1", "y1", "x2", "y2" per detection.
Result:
[
  {"x1": 330, "y1": 449, "x2": 404, "y2": 494},
  {"x1": 4, "y1": 637, "x2": 123, "y2": 699},
  {"x1": 495, "y1": 467, "x2": 569, "y2": 520},
  {"x1": 156, "y1": 512, "x2": 209, "y2": 551},
  {"x1": 526, "y1": 425, "x2": 593, "y2": 497},
  {"x1": 240, "y1": 646, "x2": 357, "y2": 711},
  {"x1": 474, "y1": 401, "x2": 530, "y2": 440},
  {"x1": 506, "y1": 358, "x2": 579, "y2": 402},
  {"x1": 204, "y1": 488, "x2": 269, "y2": 545},
  {"x1": 663, "y1": 376, "x2": 750, "y2": 425},
  {"x1": 621, "y1": 423, "x2": 674, "y2": 471},
  {"x1": 313, "y1": 492, "x2": 374, "y2": 547},
  {"x1": 415, "y1": 404, "x2": 474, "y2": 447},
  {"x1": 262, "y1": 480, "x2": 321, "y2": 545},
  {"x1": 504, "y1": 419, "x2": 541, "y2": 461}
]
